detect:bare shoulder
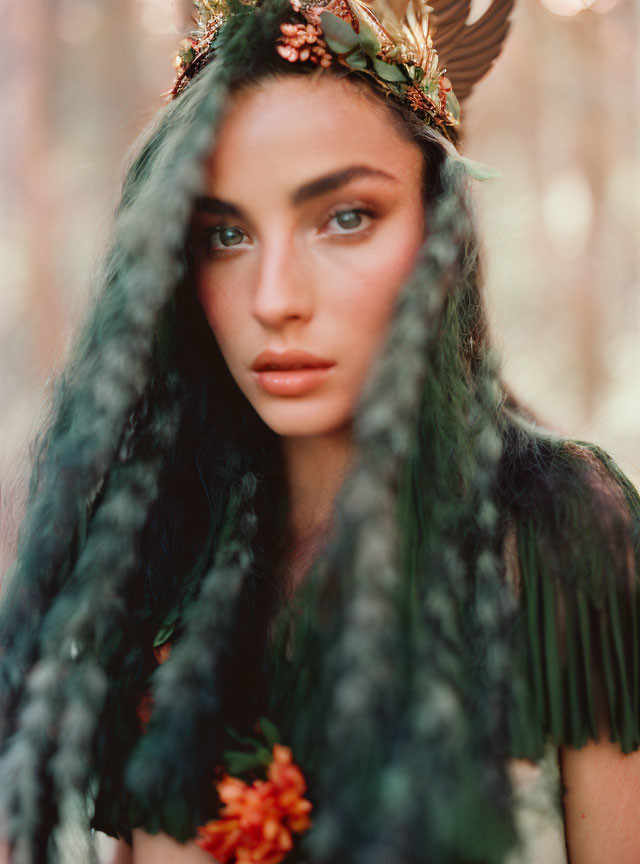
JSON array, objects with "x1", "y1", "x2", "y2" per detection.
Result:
[
  {"x1": 561, "y1": 737, "x2": 640, "y2": 864},
  {"x1": 130, "y1": 829, "x2": 215, "y2": 864}
]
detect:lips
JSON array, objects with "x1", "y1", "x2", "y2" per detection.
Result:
[
  {"x1": 253, "y1": 366, "x2": 335, "y2": 397},
  {"x1": 251, "y1": 349, "x2": 336, "y2": 397},
  {"x1": 251, "y1": 349, "x2": 334, "y2": 372}
]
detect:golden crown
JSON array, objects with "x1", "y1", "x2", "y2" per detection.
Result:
[{"x1": 172, "y1": 0, "x2": 515, "y2": 139}]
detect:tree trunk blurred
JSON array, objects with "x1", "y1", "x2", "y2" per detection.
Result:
[{"x1": 20, "y1": 0, "x2": 64, "y2": 377}]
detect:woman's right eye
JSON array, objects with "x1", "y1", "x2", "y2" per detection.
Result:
[{"x1": 202, "y1": 225, "x2": 248, "y2": 254}]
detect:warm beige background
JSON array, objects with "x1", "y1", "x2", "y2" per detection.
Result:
[
  {"x1": 0, "y1": 0, "x2": 638, "y2": 571},
  {"x1": 469, "y1": 0, "x2": 640, "y2": 489}
]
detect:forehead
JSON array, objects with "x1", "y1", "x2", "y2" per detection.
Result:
[{"x1": 204, "y1": 73, "x2": 423, "y2": 197}]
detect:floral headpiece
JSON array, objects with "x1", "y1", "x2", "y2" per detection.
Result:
[{"x1": 172, "y1": 0, "x2": 515, "y2": 141}]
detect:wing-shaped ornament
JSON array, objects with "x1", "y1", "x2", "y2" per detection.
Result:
[
  {"x1": 344, "y1": 0, "x2": 515, "y2": 105},
  {"x1": 427, "y1": 0, "x2": 515, "y2": 102}
]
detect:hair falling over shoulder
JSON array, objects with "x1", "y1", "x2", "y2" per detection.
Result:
[{"x1": 1, "y1": 5, "x2": 639, "y2": 864}]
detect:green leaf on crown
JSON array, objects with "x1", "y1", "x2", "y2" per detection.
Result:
[
  {"x1": 319, "y1": 12, "x2": 359, "y2": 52},
  {"x1": 344, "y1": 49, "x2": 368, "y2": 70},
  {"x1": 372, "y1": 57, "x2": 408, "y2": 82},
  {"x1": 179, "y1": 47, "x2": 196, "y2": 66},
  {"x1": 420, "y1": 76, "x2": 439, "y2": 97},
  {"x1": 446, "y1": 89, "x2": 461, "y2": 122},
  {"x1": 355, "y1": 18, "x2": 382, "y2": 58},
  {"x1": 386, "y1": 81, "x2": 406, "y2": 97}
]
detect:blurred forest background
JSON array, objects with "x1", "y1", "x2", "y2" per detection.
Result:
[{"x1": 0, "y1": 0, "x2": 638, "y2": 571}]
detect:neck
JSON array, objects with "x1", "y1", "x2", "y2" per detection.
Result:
[{"x1": 279, "y1": 422, "x2": 355, "y2": 553}]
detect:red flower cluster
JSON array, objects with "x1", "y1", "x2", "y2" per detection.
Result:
[
  {"x1": 277, "y1": 0, "x2": 355, "y2": 67},
  {"x1": 196, "y1": 744, "x2": 313, "y2": 864},
  {"x1": 277, "y1": 20, "x2": 333, "y2": 67},
  {"x1": 136, "y1": 640, "x2": 311, "y2": 863}
]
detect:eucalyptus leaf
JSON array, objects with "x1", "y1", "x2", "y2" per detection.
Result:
[
  {"x1": 386, "y1": 81, "x2": 406, "y2": 97},
  {"x1": 223, "y1": 725, "x2": 263, "y2": 749},
  {"x1": 345, "y1": 50, "x2": 368, "y2": 70},
  {"x1": 319, "y1": 12, "x2": 358, "y2": 50},
  {"x1": 258, "y1": 716, "x2": 281, "y2": 747},
  {"x1": 324, "y1": 36, "x2": 354, "y2": 54},
  {"x1": 372, "y1": 57, "x2": 407, "y2": 82},
  {"x1": 446, "y1": 89, "x2": 461, "y2": 122},
  {"x1": 355, "y1": 18, "x2": 381, "y2": 58},
  {"x1": 257, "y1": 747, "x2": 273, "y2": 764},
  {"x1": 222, "y1": 751, "x2": 266, "y2": 775}
]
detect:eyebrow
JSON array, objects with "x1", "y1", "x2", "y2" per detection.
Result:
[
  {"x1": 291, "y1": 164, "x2": 398, "y2": 205},
  {"x1": 194, "y1": 164, "x2": 398, "y2": 219}
]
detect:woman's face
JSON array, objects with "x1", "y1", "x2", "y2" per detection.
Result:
[{"x1": 193, "y1": 73, "x2": 426, "y2": 438}]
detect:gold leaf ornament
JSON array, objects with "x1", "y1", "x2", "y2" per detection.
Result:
[
  {"x1": 397, "y1": 0, "x2": 435, "y2": 68},
  {"x1": 172, "y1": 0, "x2": 515, "y2": 137}
]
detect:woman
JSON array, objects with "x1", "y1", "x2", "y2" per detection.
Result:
[{"x1": 1, "y1": 0, "x2": 639, "y2": 862}]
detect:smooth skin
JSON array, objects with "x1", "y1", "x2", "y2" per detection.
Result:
[
  {"x1": 193, "y1": 73, "x2": 426, "y2": 564},
  {"x1": 96, "y1": 74, "x2": 640, "y2": 863},
  {"x1": 561, "y1": 737, "x2": 640, "y2": 862}
]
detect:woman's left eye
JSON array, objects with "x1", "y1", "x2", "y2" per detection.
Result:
[{"x1": 326, "y1": 207, "x2": 375, "y2": 235}]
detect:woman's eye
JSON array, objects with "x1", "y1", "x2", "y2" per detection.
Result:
[
  {"x1": 326, "y1": 208, "x2": 374, "y2": 234},
  {"x1": 203, "y1": 225, "x2": 248, "y2": 253}
]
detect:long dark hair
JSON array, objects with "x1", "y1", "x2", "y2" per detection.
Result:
[{"x1": 1, "y1": 3, "x2": 639, "y2": 863}]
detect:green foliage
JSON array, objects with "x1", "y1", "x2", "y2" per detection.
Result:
[
  {"x1": 446, "y1": 87, "x2": 461, "y2": 122},
  {"x1": 320, "y1": 12, "x2": 359, "y2": 52},
  {"x1": 372, "y1": 57, "x2": 407, "y2": 82},
  {"x1": 222, "y1": 748, "x2": 273, "y2": 775},
  {"x1": 258, "y1": 716, "x2": 281, "y2": 748},
  {"x1": 221, "y1": 717, "x2": 282, "y2": 776},
  {"x1": 344, "y1": 50, "x2": 368, "y2": 70},
  {"x1": 320, "y1": 11, "x2": 406, "y2": 87},
  {"x1": 354, "y1": 18, "x2": 382, "y2": 58}
]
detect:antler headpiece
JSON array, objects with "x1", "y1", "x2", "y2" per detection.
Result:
[{"x1": 172, "y1": 0, "x2": 515, "y2": 141}]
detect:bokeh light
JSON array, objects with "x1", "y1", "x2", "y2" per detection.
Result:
[
  {"x1": 543, "y1": 170, "x2": 595, "y2": 257},
  {"x1": 539, "y1": 0, "x2": 593, "y2": 14},
  {"x1": 56, "y1": 0, "x2": 100, "y2": 44},
  {"x1": 136, "y1": 0, "x2": 183, "y2": 34},
  {"x1": 539, "y1": 0, "x2": 620, "y2": 15}
]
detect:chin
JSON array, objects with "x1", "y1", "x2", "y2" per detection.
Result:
[{"x1": 254, "y1": 399, "x2": 353, "y2": 439}]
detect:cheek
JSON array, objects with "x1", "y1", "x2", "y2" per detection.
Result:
[
  {"x1": 331, "y1": 210, "x2": 424, "y2": 345},
  {"x1": 196, "y1": 277, "x2": 241, "y2": 356}
]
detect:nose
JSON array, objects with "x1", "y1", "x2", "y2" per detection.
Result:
[{"x1": 250, "y1": 233, "x2": 313, "y2": 330}]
